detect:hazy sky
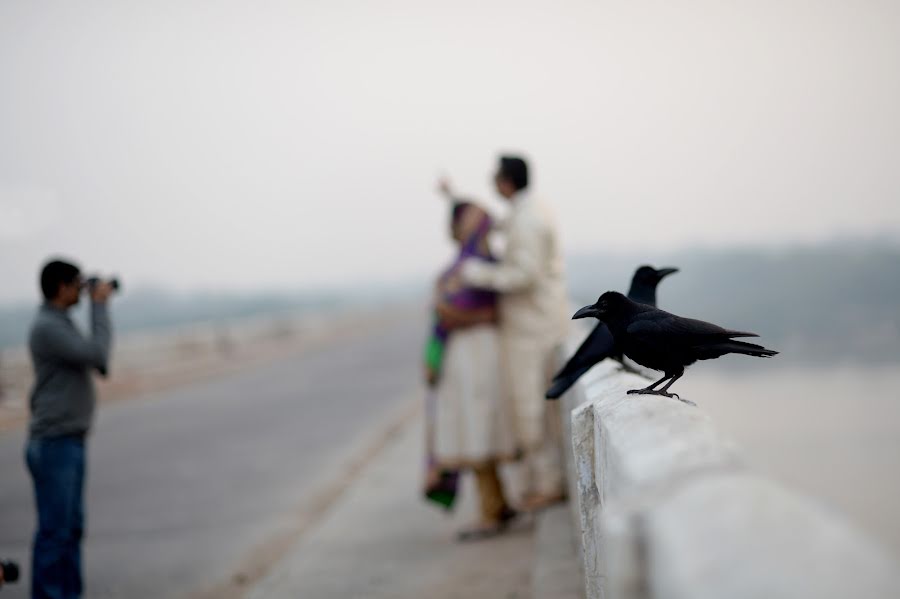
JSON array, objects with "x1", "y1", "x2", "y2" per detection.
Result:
[{"x1": 1, "y1": 0, "x2": 898, "y2": 304}]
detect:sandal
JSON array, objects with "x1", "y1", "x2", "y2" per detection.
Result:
[
  {"x1": 499, "y1": 507, "x2": 519, "y2": 524},
  {"x1": 520, "y1": 492, "x2": 566, "y2": 513},
  {"x1": 457, "y1": 521, "x2": 505, "y2": 542}
]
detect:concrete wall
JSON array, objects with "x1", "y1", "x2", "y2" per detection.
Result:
[{"x1": 556, "y1": 329, "x2": 900, "y2": 599}]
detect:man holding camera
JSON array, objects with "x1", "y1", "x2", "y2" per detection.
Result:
[{"x1": 26, "y1": 259, "x2": 114, "y2": 599}]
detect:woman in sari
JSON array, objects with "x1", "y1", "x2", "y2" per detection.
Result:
[{"x1": 424, "y1": 200, "x2": 519, "y2": 541}]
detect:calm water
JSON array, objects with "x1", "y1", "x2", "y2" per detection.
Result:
[{"x1": 679, "y1": 364, "x2": 900, "y2": 556}]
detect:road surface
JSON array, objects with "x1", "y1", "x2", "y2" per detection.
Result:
[{"x1": 0, "y1": 315, "x2": 423, "y2": 598}]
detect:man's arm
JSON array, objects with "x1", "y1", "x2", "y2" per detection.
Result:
[
  {"x1": 460, "y1": 218, "x2": 542, "y2": 293},
  {"x1": 34, "y1": 284, "x2": 113, "y2": 375},
  {"x1": 89, "y1": 300, "x2": 112, "y2": 376},
  {"x1": 435, "y1": 301, "x2": 497, "y2": 330}
]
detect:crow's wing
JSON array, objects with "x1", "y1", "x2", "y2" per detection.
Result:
[
  {"x1": 692, "y1": 339, "x2": 778, "y2": 360},
  {"x1": 546, "y1": 324, "x2": 616, "y2": 399},
  {"x1": 627, "y1": 313, "x2": 758, "y2": 347}
]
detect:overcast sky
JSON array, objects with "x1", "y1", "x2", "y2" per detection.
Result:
[{"x1": 1, "y1": 0, "x2": 898, "y2": 304}]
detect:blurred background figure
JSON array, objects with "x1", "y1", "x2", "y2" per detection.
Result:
[
  {"x1": 458, "y1": 156, "x2": 571, "y2": 511},
  {"x1": 26, "y1": 259, "x2": 114, "y2": 599},
  {"x1": 423, "y1": 198, "x2": 518, "y2": 540}
]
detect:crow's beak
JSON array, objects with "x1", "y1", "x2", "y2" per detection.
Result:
[
  {"x1": 657, "y1": 267, "x2": 679, "y2": 278},
  {"x1": 572, "y1": 304, "x2": 599, "y2": 320}
]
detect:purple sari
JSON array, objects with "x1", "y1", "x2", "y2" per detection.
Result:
[{"x1": 435, "y1": 214, "x2": 497, "y2": 336}]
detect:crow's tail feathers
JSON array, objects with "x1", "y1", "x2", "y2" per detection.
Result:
[
  {"x1": 717, "y1": 339, "x2": 779, "y2": 358},
  {"x1": 545, "y1": 367, "x2": 592, "y2": 400},
  {"x1": 545, "y1": 376, "x2": 575, "y2": 400}
]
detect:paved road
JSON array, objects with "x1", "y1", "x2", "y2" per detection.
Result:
[
  {"x1": 0, "y1": 316, "x2": 423, "y2": 598},
  {"x1": 246, "y1": 417, "x2": 539, "y2": 599}
]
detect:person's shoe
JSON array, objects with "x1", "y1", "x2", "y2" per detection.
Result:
[
  {"x1": 457, "y1": 521, "x2": 505, "y2": 542},
  {"x1": 520, "y1": 492, "x2": 566, "y2": 513},
  {"x1": 499, "y1": 506, "x2": 519, "y2": 524}
]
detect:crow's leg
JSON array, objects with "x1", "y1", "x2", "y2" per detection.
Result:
[
  {"x1": 626, "y1": 372, "x2": 696, "y2": 406},
  {"x1": 627, "y1": 374, "x2": 670, "y2": 395},
  {"x1": 656, "y1": 373, "x2": 695, "y2": 406}
]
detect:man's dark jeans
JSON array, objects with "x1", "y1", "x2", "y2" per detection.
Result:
[{"x1": 25, "y1": 435, "x2": 86, "y2": 599}]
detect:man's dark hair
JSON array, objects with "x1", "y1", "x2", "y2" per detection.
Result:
[
  {"x1": 498, "y1": 156, "x2": 528, "y2": 191},
  {"x1": 40, "y1": 259, "x2": 80, "y2": 300}
]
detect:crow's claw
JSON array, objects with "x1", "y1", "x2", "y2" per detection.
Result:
[
  {"x1": 627, "y1": 388, "x2": 670, "y2": 397},
  {"x1": 626, "y1": 388, "x2": 696, "y2": 406}
]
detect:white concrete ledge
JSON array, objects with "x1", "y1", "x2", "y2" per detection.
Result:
[
  {"x1": 555, "y1": 332, "x2": 900, "y2": 599},
  {"x1": 645, "y1": 472, "x2": 900, "y2": 599}
]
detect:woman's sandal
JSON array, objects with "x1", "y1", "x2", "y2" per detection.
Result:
[
  {"x1": 520, "y1": 492, "x2": 566, "y2": 513},
  {"x1": 457, "y1": 507, "x2": 519, "y2": 542},
  {"x1": 457, "y1": 521, "x2": 505, "y2": 542}
]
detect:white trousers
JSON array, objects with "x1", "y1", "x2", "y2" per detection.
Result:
[{"x1": 501, "y1": 334, "x2": 565, "y2": 497}]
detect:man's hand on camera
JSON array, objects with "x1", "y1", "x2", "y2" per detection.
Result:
[{"x1": 90, "y1": 282, "x2": 114, "y2": 304}]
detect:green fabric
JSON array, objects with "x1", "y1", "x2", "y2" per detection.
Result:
[
  {"x1": 425, "y1": 472, "x2": 456, "y2": 511},
  {"x1": 424, "y1": 335, "x2": 444, "y2": 372}
]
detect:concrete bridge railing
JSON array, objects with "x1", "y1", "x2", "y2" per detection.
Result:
[{"x1": 555, "y1": 332, "x2": 900, "y2": 599}]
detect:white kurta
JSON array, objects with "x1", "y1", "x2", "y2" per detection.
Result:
[
  {"x1": 461, "y1": 191, "x2": 570, "y2": 448},
  {"x1": 434, "y1": 324, "x2": 518, "y2": 467}
]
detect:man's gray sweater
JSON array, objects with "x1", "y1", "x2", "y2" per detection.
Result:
[{"x1": 28, "y1": 302, "x2": 112, "y2": 439}]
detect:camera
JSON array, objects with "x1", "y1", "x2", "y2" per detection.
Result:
[
  {"x1": 0, "y1": 560, "x2": 19, "y2": 584},
  {"x1": 84, "y1": 276, "x2": 121, "y2": 292}
]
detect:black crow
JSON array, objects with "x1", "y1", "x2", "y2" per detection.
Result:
[
  {"x1": 627, "y1": 265, "x2": 679, "y2": 305},
  {"x1": 571, "y1": 291, "x2": 777, "y2": 404},
  {"x1": 545, "y1": 266, "x2": 678, "y2": 399}
]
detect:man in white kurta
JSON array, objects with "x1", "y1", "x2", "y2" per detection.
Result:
[{"x1": 460, "y1": 156, "x2": 571, "y2": 506}]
